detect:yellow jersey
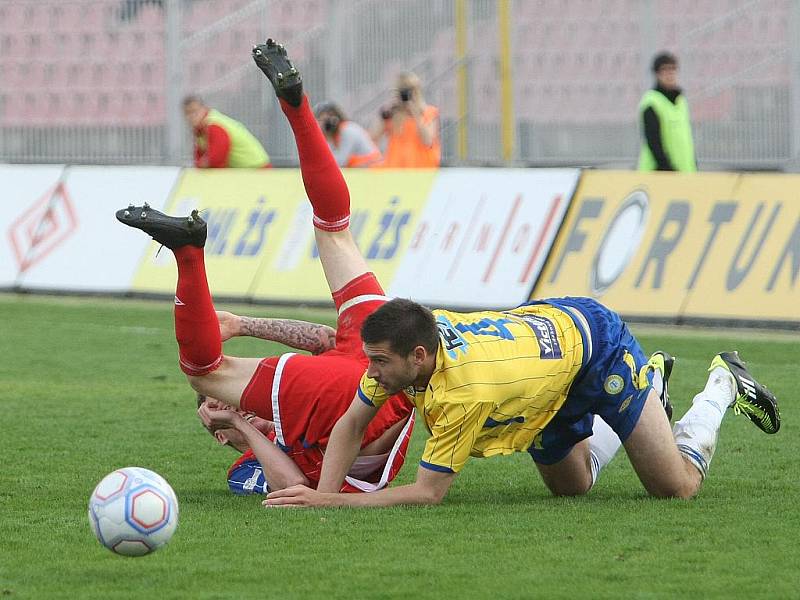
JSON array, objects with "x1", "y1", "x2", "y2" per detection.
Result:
[{"x1": 357, "y1": 304, "x2": 585, "y2": 473}]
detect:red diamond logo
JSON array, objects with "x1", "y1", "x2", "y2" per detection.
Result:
[{"x1": 7, "y1": 182, "x2": 78, "y2": 274}]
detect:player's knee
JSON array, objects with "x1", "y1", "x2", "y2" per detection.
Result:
[
  {"x1": 644, "y1": 478, "x2": 700, "y2": 500},
  {"x1": 549, "y1": 485, "x2": 592, "y2": 497},
  {"x1": 186, "y1": 373, "x2": 211, "y2": 395},
  {"x1": 545, "y1": 477, "x2": 593, "y2": 497}
]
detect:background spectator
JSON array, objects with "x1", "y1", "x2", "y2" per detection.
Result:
[
  {"x1": 637, "y1": 52, "x2": 697, "y2": 172},
  {"x1": 315, "y1": 101, "x2": 382, "y2": 168},
  {"x1": 370, "y1": 71, "x2": 440, "y2": 168},
  {"x1": 183, "y1": 95, "x2": 271, "y2": 168}
]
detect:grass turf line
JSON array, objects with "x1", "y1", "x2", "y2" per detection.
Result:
[{"x1": 0, "y1": 294, "x2": 797, "y2": 599}]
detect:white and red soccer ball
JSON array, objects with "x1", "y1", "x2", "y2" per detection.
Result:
[{"x1": 88, "y1": 467, "x2": 179, "y2": 556}]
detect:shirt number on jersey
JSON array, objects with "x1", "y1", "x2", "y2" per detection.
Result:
[{"x1": 438, "y1": 322, "x2": 466, "y2": 352}]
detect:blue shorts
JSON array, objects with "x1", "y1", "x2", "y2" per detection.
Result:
[
  {"x1": 525, "y1": 297, "x2": 652, "y2": 465},
  {"x1": 227, "y1": 458, "x2": 269, "y2": 495}
]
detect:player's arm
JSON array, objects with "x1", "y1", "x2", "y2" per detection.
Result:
[
  {"x1": 204, "y1": 124, "x2": 232, "y2": 168},
  {"x1": 266, "y1": 465, "x2": 455, "y2": 507},
  {"x1": 233, "y1": 417, "x2": 310, "y2": 490},
  {"x1": 642, "y1": 107, "x2": 674, "y2": 170},
  {"x1": 193, "y1": 144, "x2": 206, "y2": 168},
  {"x1": 203, "y1": 408, "x2": 309, "y2": 490},
  {"x1": 217, "y1": 310, "x2": 336, "y2": 354},
  {"x1": 316, "y1": 396, "x2": 378, "y2": 492},
  {"x1": 267, "y1": 399, "x2": 487, "y2": 507},
  {"x1": 410, "y1": 105, "x2": 438, "y2": 148}
]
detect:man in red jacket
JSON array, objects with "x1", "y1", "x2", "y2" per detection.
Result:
[{"x1": 183, "y1": 95, "x2": 271, "y2": 168}]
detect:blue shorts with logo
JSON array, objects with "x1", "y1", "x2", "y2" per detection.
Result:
[{"x1": 524, "y1": 297, "x2": 652, "y2": 465}]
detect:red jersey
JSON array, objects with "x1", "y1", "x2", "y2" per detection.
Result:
[{"x1": 236, "y1": 272, "x2": 414, "y2": 492}]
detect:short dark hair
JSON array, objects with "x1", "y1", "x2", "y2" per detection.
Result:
[
  {"x1": 182, "y1": 94, "x2": 205, "y2": 108},
  {"x1": 361, "y1": 298, "x2": 439, "y2": 356},
  {"x1": 652, "y1": 52, "x2": 678, "y2": 73},
  {"x1": 314, "y1": 101, "x2": 347, "y2": 122}
]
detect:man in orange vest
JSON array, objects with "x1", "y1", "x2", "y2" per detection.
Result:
[{"x1": 370, "y1": 72, "x2": 440, "y2": 168}]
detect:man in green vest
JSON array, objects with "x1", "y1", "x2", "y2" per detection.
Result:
[
  {"x1": 638, "y1": 52, "x2": 696, "y2": 172},
  {"x1": 183, "y1": 95, "x2": 271, "y2": 168}
]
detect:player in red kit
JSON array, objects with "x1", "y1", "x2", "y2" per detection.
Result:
[{"x1": 117, "y1": 40, "x2": 414, "y2": 494}]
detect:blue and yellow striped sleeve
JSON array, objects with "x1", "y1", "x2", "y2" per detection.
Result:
[
  {"x1": 357, "y1": 372, "x2": 391, "y2": 408},
  {"x1": 420, "y1": 401, "x2": 494, "y2": 474}
]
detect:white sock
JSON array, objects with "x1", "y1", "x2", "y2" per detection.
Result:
[
  {"x1": 672, "y1": 367, "x2": 735, "y2": 478},
  {"x1": 650, "y1": 369, "x2": 664, "y2": 399},
  {"x1": 589, "y1": 415, "x2": 621, "y2": 487}
]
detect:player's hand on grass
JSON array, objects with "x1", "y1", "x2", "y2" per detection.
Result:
[
  {"x1": 263, "y1": 485, "x2": 330, "y2": 508},
  {"x1": 216, "y1": 310, "x2": 242, "y2": 341}
]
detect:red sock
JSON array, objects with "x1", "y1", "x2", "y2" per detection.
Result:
[
  {"x1": 280, "y1": 95, "x2": 350, "y2": 231},
  {"x1": 172, "y1": 246, "x2": 222, "y2": 376}
]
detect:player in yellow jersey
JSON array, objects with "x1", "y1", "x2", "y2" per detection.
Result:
[
  {"x1": 358, "y1": 302, "x2": 589, "y2": 474},
  {"x1": 265, "y1": 294, "x2": 780, "y2": 507},
  {"x1": 252, "y1": 41, "x2": 780, "y2": 509}
]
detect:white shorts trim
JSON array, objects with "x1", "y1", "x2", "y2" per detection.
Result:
[
  {"x1": 560, "y1": 306, "x2": 593, "y2": 363},
  {"x1": 270, "y1": 353, "x2": 296, "y2": 447},
  {"x1": 337, "y1": 294, "x2": 391, "y2": 316}
]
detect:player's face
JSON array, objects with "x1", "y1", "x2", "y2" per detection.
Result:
[{"x1": 364, "y1": 341, "x2": 417, "y2": 395}]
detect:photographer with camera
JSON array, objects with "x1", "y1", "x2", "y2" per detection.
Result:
[
  {"x1": 370, "y1": 71, "x2": 440, "y2": 168},
  {"x1": 315, "y1": 102, "x2": 382, "y2": 168}
]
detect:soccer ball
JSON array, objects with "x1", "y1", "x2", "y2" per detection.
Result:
[{"x1": 88, "y1": 467, "x2": 179, "y2": 557}]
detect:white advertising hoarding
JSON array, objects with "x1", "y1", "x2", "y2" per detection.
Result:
[
  {"x1": 388, "y1": 169, "x2": 579, "y2": 308},
  {"x1": 1, "y1": 164, "x2": 68, "y2": 288},
  {"x1": 11, "y1": 166, "x2": 180, "y2": 291}
]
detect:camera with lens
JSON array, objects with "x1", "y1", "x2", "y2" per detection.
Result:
[
  {"x1": 399, "y1": 88, "x2": 412, "y2": 102},
  {"x1": 322, "y1": 116, "x2": 340, "y2": 134}
]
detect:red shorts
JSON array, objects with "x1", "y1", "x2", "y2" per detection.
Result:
[{"x1": 239, "y1": 271, "x2": 412, "y2": 452}]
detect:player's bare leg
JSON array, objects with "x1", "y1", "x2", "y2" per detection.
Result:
[
  {"x1": 115, "y1": 205, "x2": 257, "y2": 409},
  {"x1": 625, "y1": 352, "x2": 779, "y2": 498},
  {"x1": 535, "y1": 351, "x2": 673, "y2": 496},
  {"x1": 253, "y1": 38, "x2": 369, "y2": 292},
  {"x1": 185, "y1": 357, "x2": 261, "y2": 407},
  {"x1": 623, "y1": 390, "x2": 701, "y2": 498},
  {"x1": 535, "y1": 414, "x2": 624, "y2": 496},
  {"x1": 539, "y1": 399, "x2": 695, "y2": 499},
  {"x1": 535, "y1": 439, "x2": 593, "y2": 496}
]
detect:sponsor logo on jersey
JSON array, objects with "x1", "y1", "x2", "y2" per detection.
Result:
[
  {"x1": 518, "y1": 315, "x2": 563, "y2": 359},
  {"x1": 618, "y1": 394, "x2": 633, "y2": 413}
]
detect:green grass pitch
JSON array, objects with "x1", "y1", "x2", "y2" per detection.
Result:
[{"x1": 0, "y1": 294, "x2": 797, "y2": 599}]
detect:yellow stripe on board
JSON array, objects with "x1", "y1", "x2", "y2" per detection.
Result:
[
  {"x1": 498, "y1": 0, "x2": 515, "y2": 162},
  {"x1": 456, "y1": 0, "x2": 468, "y2": 161}
]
